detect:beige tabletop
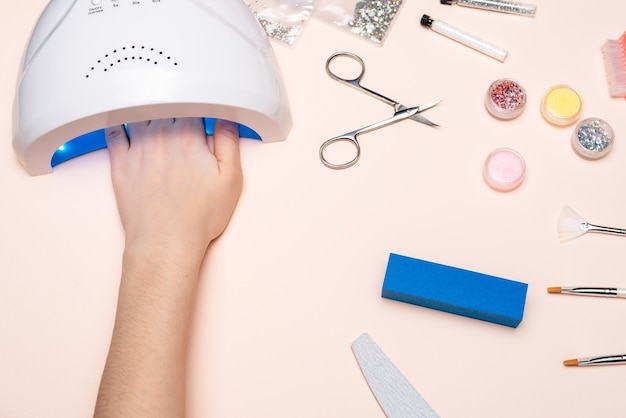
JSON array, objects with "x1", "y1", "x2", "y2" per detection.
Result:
[{"x1": 3, "y1": 1, "x2": 626, "y2": 417}]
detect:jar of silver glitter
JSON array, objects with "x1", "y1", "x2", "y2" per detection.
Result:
[{"x1": 571, "y1": 117, "x2": 614, "y2": 160}]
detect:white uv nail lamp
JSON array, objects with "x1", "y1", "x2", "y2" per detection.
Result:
[{"x1": 12, "y1": 0, "x2": 292, "y2": 175}]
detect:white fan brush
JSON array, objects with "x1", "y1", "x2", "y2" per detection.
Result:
[{"x1": 558, "y1": 205, "x2": 626, "y2": 243}]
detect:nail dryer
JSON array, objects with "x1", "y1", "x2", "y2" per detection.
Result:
[{"x1": 12, "y1": 0, "x2": 292, "y2": 175}]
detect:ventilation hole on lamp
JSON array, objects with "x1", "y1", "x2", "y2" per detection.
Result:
[{"x1": 85, "y1": 45, "x2": 180, "y2": 77}]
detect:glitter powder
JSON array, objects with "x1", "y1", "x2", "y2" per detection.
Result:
[
  {"x1": 349, "y1": 0, "x2": 403, "y2": 44},
  {"x1": 445, "y1": 0, "x2": 536, "y2": 17},
  {"x1": 485, "y1": 78, "x2": 526, "y2": 119},
  {"x1": 483, "y1": 148, "x2": 526, "y2": 192},
  {"x1": 246, "y1": 0, "x2": 316, "y2": 45},
  {"x1": 540, "y1": 85, "x2": 583, "y2": 126},
  {"x1": 255, "y1": 16, "x2": 302, "y2": 45},
  {"x1": 571, "y1": 118, "x2": 614, "y2": 160}
]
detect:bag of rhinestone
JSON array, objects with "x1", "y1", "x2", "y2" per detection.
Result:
[
  {"x1": 244, "y1": 0, "x2": 318, "y2": 45},
  {"x1": 314, "y1": 0, "x2": 404, "y2": 45}
]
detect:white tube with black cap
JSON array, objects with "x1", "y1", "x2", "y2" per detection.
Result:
[{"x1": 420, "y1": 14, "x2": 508, "y2": 62}]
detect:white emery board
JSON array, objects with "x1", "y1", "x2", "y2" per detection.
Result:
[{"x1": 351, "y1": 333, "x2": 440, "y2": 418}]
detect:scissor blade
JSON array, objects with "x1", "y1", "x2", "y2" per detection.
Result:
[
  {"x1": 398, "y1": 100, "x2": 442, "y2": 127},
  {"x1": 410, "y1": 113, "x2": 439, "y2": 127},
  {"x1": 352, "y1": 334, "x2": 440, "y2": 418}
]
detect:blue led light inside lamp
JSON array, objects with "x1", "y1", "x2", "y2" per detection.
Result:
[{"x1": 51, "y1": 118, "x2": 261, "y2": 167}]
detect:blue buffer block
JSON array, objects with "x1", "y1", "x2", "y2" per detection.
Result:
[{"x1": 382, "y1": 253, "x2": 528, "y2": 328}]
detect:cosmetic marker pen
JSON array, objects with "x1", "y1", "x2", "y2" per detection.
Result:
[
  {"x1": 547, "y1": 287, "x2": 626, "y2": 298},
  {"x1": 564, "y1": 355, "x2": 626, "y2": 366},
  {"x1": 420, "y1": 14, "x2": 508, "y2": 62}
]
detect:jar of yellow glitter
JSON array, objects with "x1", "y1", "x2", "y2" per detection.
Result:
[{"x1": 540, "y1": 85, "x2": 583, "y2": 126}]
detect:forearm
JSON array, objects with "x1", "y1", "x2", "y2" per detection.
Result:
[
  {"x1": 94, "y1": 244, "x2": 203, "y2": 418},
  {"x1": 96, "y1": 118, "x2": 242, "y2": 416}
]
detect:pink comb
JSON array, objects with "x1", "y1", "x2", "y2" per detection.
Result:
[{"x1": 602, "y1": 31, "x2": 626, "y2": 98}]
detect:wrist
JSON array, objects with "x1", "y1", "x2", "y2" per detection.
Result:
[
  {"x1": 124, "y1": 228, "x2": 208, "y2": 263},
  {"x1": 120, "y1": 237, "x2": 205, "y2": 289}
]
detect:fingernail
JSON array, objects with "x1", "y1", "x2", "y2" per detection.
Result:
[
  {"x1": 105, "y1": 127, "x2": 123, "y2": 139},
  {"x1": 216, "y1": 119, "x2": 239, "y2": 136}
]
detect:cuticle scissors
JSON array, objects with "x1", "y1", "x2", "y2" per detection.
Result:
[{"x1": 320, "y1": 51, "x2": 441, "y2": 170}]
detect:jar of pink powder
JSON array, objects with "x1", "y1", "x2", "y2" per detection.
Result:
[{"x1": 483, "y1": 148, "x2": 526, "y2": 192}]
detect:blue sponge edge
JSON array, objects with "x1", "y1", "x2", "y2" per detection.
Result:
[{"x1": 382, "y1": 253, "x2": 528, "y2": 328}]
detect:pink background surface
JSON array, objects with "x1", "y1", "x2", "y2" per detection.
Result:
[{"x1": 3, "y1": 1, "x2": 626, "y2": 417}]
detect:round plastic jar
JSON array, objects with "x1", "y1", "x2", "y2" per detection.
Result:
[
  {"x1": 483, "y1": 148, "x2": 526, "y2": 192},
  {"x1": 485, "y1": 78, "x2": 527, "y2": 120},
  {"x1": 540, "y1": 85, "x2": 583, "y2": 126},
  {"x1": 571, "y1": 117, "x2": 614, "y2": 160}
]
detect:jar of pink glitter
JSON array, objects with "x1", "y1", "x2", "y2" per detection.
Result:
[{"x1": 485, "y1": 78, "x2": 527, "y2": 120}]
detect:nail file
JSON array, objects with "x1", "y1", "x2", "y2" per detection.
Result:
[
  {"x1": 382, "y1": 253, "x2": 528, "y2": 328},
  {"x1": 351, "y1": 333, "x2": 440, "y2": 418}
]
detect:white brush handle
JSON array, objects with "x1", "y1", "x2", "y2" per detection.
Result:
[{"x1": 429, "y1": 18, "x2": 508, "y2": 62}]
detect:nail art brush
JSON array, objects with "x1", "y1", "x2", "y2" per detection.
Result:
[
  {"x1": 547, "y1": 287, "x2": 626, "y2": 298},
  {"x1": 564, "y1": 355, "x2": 626, "y2": 366},
  {"x1": 557, "y1": 205, "x2": 626, "y2": 243}
]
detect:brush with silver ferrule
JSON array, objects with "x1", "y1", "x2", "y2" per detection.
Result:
[
  {"x1": 547, "y1": 287, "x2": 626, "y2": 298},
  {"x1": 441, "y1": 0, "x2": 536, "y2": 17},
  {"x1": 420, "y1": 14, "x2": 508, "y2": 62},
  {"x1": 564, "y1": 355, "x2": 626, "y2": 366},
  {"x1": 557, "y1": 205, "x2": 626, "y2": 243}
]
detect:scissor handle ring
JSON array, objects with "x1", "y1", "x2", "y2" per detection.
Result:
[
  {"x1": 325, "y1": 52, "x2": 365, "y2": 83},
  {"x1": 319, "y1": 135, "x2": 361, "y2": 170}
]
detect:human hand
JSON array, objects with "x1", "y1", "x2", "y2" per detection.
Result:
[
  {"x1": 97, "y1": 118, "x2": 242, "y2": 417},
  {"x1": 105, "y1": 118, "x2": 243, "y2": 261}
]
